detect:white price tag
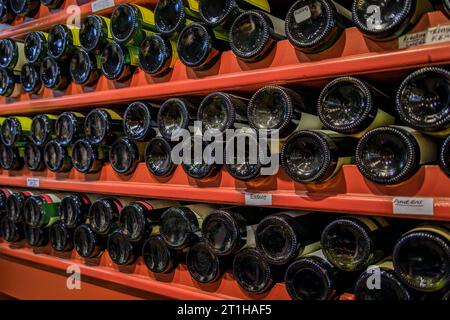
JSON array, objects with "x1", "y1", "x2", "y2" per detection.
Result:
[
  {"x1": 393, "y1": 197, "x2": 434, "y2": 216},
  {"x1": 91, "y1": 0, "x2": 115, "y2": 13},
  {"x1": 26, "y1": 178, "x2": 40, "y2": 188},
  {"x1": 293, "y1": 6, "x2": 311, "y2": 24},
  {"x1": 398, "y1": 30, "x2": 427, "y2": 49},
  {"x1": 245, "y1": 193, "x2": 272, "y2": 206},
  {"x1": 425, "y1": 25, "x2": 450, "y2": 45}
]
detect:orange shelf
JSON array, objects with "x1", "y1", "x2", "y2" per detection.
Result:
[
  {"x1": 0, "y1": 241, "x2": 290, "y2": 300},
  {"x1": 1, "y1": 11, "x2": 449, "y2": 115},
  {"x1": 0, "y1": 0, "x2": 155, "y2": 40},
  {"x1": 1, "y1": 165, "x2": 449, "y2": 221}
]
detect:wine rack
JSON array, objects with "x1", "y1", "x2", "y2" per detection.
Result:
[{"x1": 0, "y1": 3, "x2": 449, "y2": 300}]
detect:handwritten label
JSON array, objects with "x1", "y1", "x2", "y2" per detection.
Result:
[
  {"x1": 26, "y1": 178, "x2": 40, "y2": 188},
  {"x1": 245, "y1": 193, "x2": 272, "y2": 206},
  {"x1": 398, "y1": 30, "x2": 427, "y2": 49},
  {"x1": 393, "y1": 197, "x2": 434, "y2": 216},
  {"x1": 91, "y1": 0, "x2": 115, "y2": 13},
  {"x1": 425, "y1": 25, "x2": 450, "y2": 45},
  {"x1": 294, "y1": 6, "x2": 311, "y2": 24}
]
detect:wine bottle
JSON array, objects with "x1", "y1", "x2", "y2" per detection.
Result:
[
  {"x1": 31, "y1": 114, "x2": 57, "y2": 146},
  {"x1": 0, "y1": 116, "x2": 32, "y2": 146},
  {"x1": 286, "y1": 0, "x2": 352, "y2": 53},
  {"x1": 0, "y1": 38, "x2": 25, "y2": 71},
  {"x1": 9, "y1": 0, "x2": 40, "y2": 17},
  {"x1": 321, "y1": 215, "x2": 393, "y2": 272},
  {"x1": 80, "y1": 15, "x2": 112, "y2": 52},
  {"x1": 356, "y1": 126, "x2": 438, "y2": 185},
  {"x1": 84, "y1": 108, "x2": 123, "y2": 145},
  {"x1": 445, "y1": 0, "x2": 450, "y2": 17},
  {"x1": 107, "y1": 229, "x2": 141, "y2": 266},
  {"x1": 186, "y1": 241, "x2": 230, "y2": 283},
  {"x1": 24, "y1": 143, "x2": 45, "y2": 171},
  {"x1": 24, "y1": 194, "x2": 61, "y2": 228},
  {"x1": 55, "y1": 111, "x2": 85, "y2": 146},
  {"x1": 40, "y1": 0, "x2": 64, "y2": 9},
  {"x1": 224, "y1": 130, "x2": 277, "y2": 181},
  {"x1": 255, "y1": 211, "x2": 330, "y2": 265},
  {"x1": 73, "y1": 223, "x2": 105, "y2": 258},
  {"x1": 198, "y1": 92, "x2": 249, "y2": 133},
  {"x1": 281, "y1": 130, "x2": 358, "y2": 184},
  {"x1": 139, "y1": 34, "x2": 177, "y2": 77},
  {"x1": 318, "y1": 77, "x2": 395, "y2": 137},
  {"x1": 352, "y1": 0, "x2": 433, "y2": 40},
  {"x1": 142, "y1": 234, "x2": 179, "y2": 274},
  {"x1": 69, "y1": 49, "x2": 101, "y2": 86},
  {"x1": 230, "y1": 10, "x2": 286, "y2": 62},
  {"x1": 24, "y1": 224, "x2": 49, "y2": 247},
  {"x1": 123, "y1": 101, "x2": 158, "y2": 141},
  {"x1": 355, "y1": 260, "x2": 413, "y2": 300},
  {"x1": 89, "y1": 197, "x2": 127, "y2": 236},
  {"x1": 177, "y1": 22, "x2": 229, "y2": 70},
  {"x1": 233, "y1": 248, "x2": 281, "y2": 294},
  {"x1": 393, "y1": 223, "x2": 450, "y2": 292},
  {"x1": 58, "y1": 193, "x2": 92, "y2": 229},
  {"x1": 248, "y1": 85, "x2": 322, "y2": 138},
  {"x1": 198, "y1": 0, "x2": 285, "y2": 28},
  {"x1": 120, "y1": 199, "x2": 179, "y2": 242},
  {"x1": 157, "y1": 98, "x2": 198, "y2": 141},
  {"x1": 443, "y1": 289, "x2": 450, "y2": 300},
  {"x1": 100, "y1": 42, "x2": 138, "y2": 81},
  {"x1": 0, "y1": 216, "x2": 24, "y2": 242},
  {"x1": 24, "y1": 31, "x2": 48, "y2": 63},
  {"x1": 71, "y1": 139, "x2": 108, "y2": 174},
  {"x1": 285, "y1": 249, "x2": 352, "y2": 300},
  {"x1": 155, "y1": 0, "x2": 201, "y2": 37},
  {"x1": 396, "y1": 67, "x2": 450, "y2": 137},
  {"x1": 0, "y1": 144, "x2": 24, "y2": 170},
  {"x1": 110, "y1": 3, "x2": 156, "y2": 46},
  {"x1": 109, "y1": 137, "x2": 145, "y2": 175},
  {"x1": 40, "y1": 56, "x2": 70, "y2": 90},
  {"x1": 48, "y1": 24, "x2": 80, "y2": 60},
  {"x1": 160, "y1": 204, "x2": 220, "y2": 249},
  {"x1": 0, "y1": 67, "x2": 21, "y2": 98},
  {"x1": 181, "y1": 136, "x2": 222, "y2": 180},
  {"x1": 0, "y1": 188, "x2": 12, "y2": 213},
  {"x1": 440, "y1": 135, "x2": 450, "y2": 177},
  {"x1": 50, "y1": 221, "x2": 74, "y2": 252},
  {"x1": 145, "y1": 136, "x2": 177, "y2": 177},
  {"x1": 43, "y1": 140, "x2": 72, "y2": 172},
  {"x1": 0, "y1": 0, "x2": 16, "y2": 24},
  {"x1": 21, "y1": 63, "x2": 43, "y2": 94},
  {"x1": 202, "y1": 207, "x2": 273, "y2": 256},
  {"x1": 6, "y1": 190, "x2": 34, "y2": 223}
]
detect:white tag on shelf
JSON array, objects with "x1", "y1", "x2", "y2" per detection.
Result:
[
  {"x1": 398, "y1": 30, "x2": 427, "y2": 49},
  {"x1": 393, "y1": 197, "x2": 434, "y2": 216},
  {"x1": 245, "y1": 193, "x2": 272, "y2": 206},
  {"x1": 26, "y1": 178, "x2": 40, "y2": 188},
  {"x1": 425, "y1": 25, "x2": 450, "y2": 45},
  {"x1": 293, "y1": 6, "x2": 311, "y2": 24},
  {"x1": 91, "y1": 0, "x2": 115, "y2": 13}
]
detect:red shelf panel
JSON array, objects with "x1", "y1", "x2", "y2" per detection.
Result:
[
  {"x1": 1, "y1": 11, "x2": 449, "y2": 116},
  {"x1": 0, "y1": 241, "x2": 290, "y2": 300},
  {"x1": 1, "y1": 165, "x2": 449, "y2": 220}
]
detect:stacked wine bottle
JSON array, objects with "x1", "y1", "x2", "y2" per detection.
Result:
[
  {"x1": 1, "y1": 188, "x2": 450, "y2": 300},
  {"x1": 1, "y1": 67, "x2": 449, "y2": 185},
  {"x1": 1, "y1": 0, "x2": 450, "y2": 97}
]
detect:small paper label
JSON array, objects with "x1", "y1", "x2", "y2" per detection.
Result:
[
  {"x1": 398, "y1": 30, "x2": 427, "y2": 49},
  {"x1": 425, "y1": 25, "x2": 450, "y2": 45},
  {"x1": 26, "y1": 178, "x2": 40, "y2": 188},
  {"x1": 245, "y1": 193, "x2": 272, "y2": 206},
  {"x1": 393, "y1": 197, "x2": 434, "y2": 216},
  {"x1": 294, "y1": 6, "x2": 311, "y2": 24},
  {"x1": 91, "y1": 0, "x2": 115, "y2": 12}
]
